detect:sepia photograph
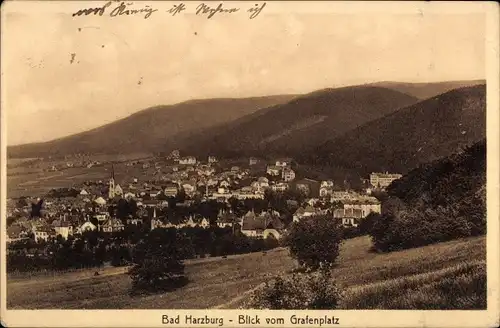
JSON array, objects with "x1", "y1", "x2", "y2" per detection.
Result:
[{"x1": 1, "y1": 1, "x2": 499, "y2": 327}]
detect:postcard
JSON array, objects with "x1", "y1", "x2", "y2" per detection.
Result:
[{"x1": 1, "y1": 1, "x2": 499, "y2": 327}]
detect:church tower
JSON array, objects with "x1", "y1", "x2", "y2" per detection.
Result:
[{"x1": 108, "y1": 164, "x2": 115, "y2": 199}]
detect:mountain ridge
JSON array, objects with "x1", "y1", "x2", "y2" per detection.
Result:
[{"x1": 303, "y1": 84, "x2": 486, "y2": 175}]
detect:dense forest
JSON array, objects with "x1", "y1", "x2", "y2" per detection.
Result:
[{"x1": 370, "y1": 139, "x2": 486, "y2": 252}]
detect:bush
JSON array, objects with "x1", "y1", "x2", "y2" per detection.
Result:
[
  {"x1": 283, "y1": 216, "x2": 343, "y2": 271},
  {"x1": 249, "y1": 270, "x2": 344, "y2": 309}
]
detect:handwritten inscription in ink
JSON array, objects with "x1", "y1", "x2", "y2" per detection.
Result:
[{"x1": 72, "y1": 1, "x2": 267, "y2": 20}]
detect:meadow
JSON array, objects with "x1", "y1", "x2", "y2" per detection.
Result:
[
  {"x1": 7, "y1": 235, "x2": 485, "y2": 309},
  {"x1": 7, "y1": 154, "x2": 153, "y2": 198}
]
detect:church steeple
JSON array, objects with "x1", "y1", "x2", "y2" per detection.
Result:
[{"x1": 108, "y1": 164, "x2": 115, "y2": 199}]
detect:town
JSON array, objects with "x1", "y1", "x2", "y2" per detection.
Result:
[{"x1": 6, "y1": 150, "x2": 402, "y2": 267}]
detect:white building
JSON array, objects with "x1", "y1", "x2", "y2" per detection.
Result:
[
  {"x1": 179, "y1": 156, "x2": 197, "y2": 165},
  {"x1": 342, "y1": 198, "x2": 381, "y2": 217},
  {"x1": 266, "y1": 165, "x2": 281, "y2": 176},
  {"x1": 282, "y1": 168, "x2": 296, "y2": 182},
  {"x1": 369, "y1": 172, "x2": 403, "y2": 189}
]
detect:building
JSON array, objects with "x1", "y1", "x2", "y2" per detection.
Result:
[
  {"x1": 216, "y1": 210, "x2": 238, "y2": 228},
  {"x1": 208, "y1": 156, "x2": 218, "y2": 164},
  {"x1": 342, "y1": 197, "x2": 381, "y2": 217},
  {"x1": 78, "y1": 221, "x2": 97, "y2": 233},
  {"x1": 282, "y1": 168, "x2": 296, "y2": 182},
  {"x1": 114, "y1": 184, "x2": 123, "y2": 196},
  {"x1": 320, "y1": 180, "x2": 334, "y2": 188},
  {"x1": 241, "y1": 211, "x2": 284, "y2": 239},
  {"x1": 95, "y1": 212, "x2": 110, "y2": 223},
  {"x1": 233, "y1": 190, "x2": 265, "y2": 200},
  {"x1": 271, "y1": 182, "x2": 289, "y2": 192},
  {"x1": 266, "y1": 165, "x2": 281, "y2": 176},
  {"x1": 275, "y1": 158, "x2": 292, "y2": 167},
  {"x1": 33, "y1": 225, "x2": 55, "y2": 242},
  {"x1": 249, "y1": 157, "x2": 259, "y2": 166},
  {"x1": 369, "y1": 172, "x2": 403, "y2": 189},
  {"x1": 331, "y1": 191, "x2": 358, "y2": 202},
  {"x1": 101, "y1": 218, "x2": 125, "y2": 233},
  {"x1": 52, "y1": 219, "x2": 74, "y2": 239},
  {"x1": 179, "y1": 156, "x2": 197, "y2": 165},
  {"x1": 333, "y1": 208, "x2": 364, "y2": 227},
  {"x1": 94, "y1": 196, "x2": 107, "y2": 207},
  {"x1": 164, "y1": 183, "x2": 179, "y2": 197},
  {"x1": 182, "y1": 182, "x2": 197, "y2": 195},
  {"x1": 292, "y1": 204, "x2": 323, "y2": 222},
  {"x1": 108, "y1": 165, "x2": 116, "y2": 199}
]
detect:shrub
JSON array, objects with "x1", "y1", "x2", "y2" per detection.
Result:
[
  {"x1": 249, "y1": 270, "x2": 344, "y2": 309},
  {"x1": 283, "y1": 216, "x2": 343, "y2": 271}
]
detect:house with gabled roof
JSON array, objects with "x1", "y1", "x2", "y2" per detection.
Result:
[
  {"x1": 217, "y1": 210, "x2": 238, "y2": 228},
  {"x1": 101, "y1": 218, "x2": 125, "y2": 233},
  {"x1": 241, "y1": 210, "x2": 284, "y2": 239},
  {"x1": 78, "y1": 220, "x2": 97, "y2": 233}
]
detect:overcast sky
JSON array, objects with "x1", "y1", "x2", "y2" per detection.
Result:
[{"x1": 2, "y1": 1, "x2": 486, "y2": 146}]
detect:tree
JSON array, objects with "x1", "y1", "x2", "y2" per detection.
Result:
[
  {"x1": 283, "y1": 216, "x2": 343, "y2": 271},
  {"x1": 128, "y1": 228, "x2": 187, "y2": 293},
  {"x1": 16, "y1": 197, "x2": 28, "y2": 208},
  {"x1": 116, "y1": 198, "x2": 129, "y2": 219}
]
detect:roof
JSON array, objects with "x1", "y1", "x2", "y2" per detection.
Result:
[
  {"x1": 243, "y1": 210, "x2": 256, "y2": 220},
  {"x1": 242, "y1": 212, "x2": 283, "y2": 231},
  {"x1": 94, "y1": 197, "x2": 106, "y2": 205},
  {"x1": 52, "y1": 219, "x2": 72, "y2": 227},
  {"x1": 36, "y1": 225, "x2": 54, "y2": 233},
  {"x1": 342, "y1": 198, "x2": 380, "y2": 205},
  {"x1": 103, "y1": 218, "x2": 124, "y2": 227},
  {"x1": 304, "y1": 205, "x2": 316, "y2": 213},
  {"x1": 294, "y1": 206, "x2": 305, "y2": 215},
  {"x1": 217, "y1": 212, "x2": 237, "y2": 223}
]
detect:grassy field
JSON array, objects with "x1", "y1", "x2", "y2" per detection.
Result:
[
  {"x1": 6, "y1": 154, "x2": 152, "y2": 198},
  {"x1": 341, "y1": 260, "x2": 486, "y2": 309},
  {"x1": 7, "y1": 248, "x2": 294, "y2": 309},
  {"x1": 227, "y1": 235, "x2": 486, "y2": 309},
  {"x1": 7, "y1": 235, "x2": 485, "y2": 309}
]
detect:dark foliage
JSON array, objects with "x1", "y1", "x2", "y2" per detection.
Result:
[
  {"x1": 283, "y1": 216, "x2": 343, "y2": 271},
  {"x1": 370, "y1": 140, "x2": 486, "y2": 252},
  {"x1": 129, "y1": 228, "x2": 187, "y2": 293},
  {"x1": 249, "y1": 270, "x2": 344, "y2": 309}
]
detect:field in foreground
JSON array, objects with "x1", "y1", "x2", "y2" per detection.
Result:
[{"x1": 7, "y1": 235, "x2": 485, "y2": 309}]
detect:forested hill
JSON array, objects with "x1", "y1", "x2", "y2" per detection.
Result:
[
  {"x1": 387, "y1": 139, "x2": 486, "y2": 208},
  {"x1": 304, "y1": 84, "x2": 486, "y2": 176},
  {"x1": 369, "y1": 139, "x2": 486, "y2": 252}
]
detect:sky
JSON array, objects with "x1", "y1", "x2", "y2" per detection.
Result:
[{"x1": 1, "y1": 1, "x2": 487, "y2": 146}]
